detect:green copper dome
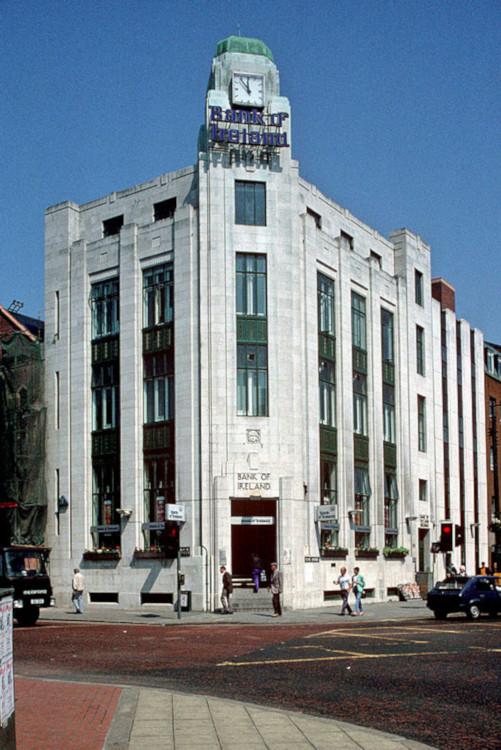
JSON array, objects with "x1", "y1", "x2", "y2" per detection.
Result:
[{"x1": 216, "y1": 36, "x2": 273, "y2": 61}]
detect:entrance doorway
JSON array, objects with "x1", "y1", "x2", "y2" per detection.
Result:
[
  {"x1": 418, "y1": 528, "x2": 430, "y2": 572},
  {"x1": 231, "y1": 499, "x2": 277, "y2": 578}
]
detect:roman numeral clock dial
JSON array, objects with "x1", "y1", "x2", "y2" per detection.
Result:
[{"x1": 232, "y1": 73, "x2": 264, "y2": 107}]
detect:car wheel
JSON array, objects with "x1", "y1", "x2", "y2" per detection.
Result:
[
  {"x1": 434, "y1": 610, "x2": 447, "y2": 620},
  {"x1": 466, "y1": 603, "x2": 481, "y2": 620},
  {"x1": 15, "y1": 607, "x2": 39, "y2": 627}
]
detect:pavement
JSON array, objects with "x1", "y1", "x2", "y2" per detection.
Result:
[
  {"x1": 11, "y1": 600, "x2": 439, "y2": 749},
  {"x1": 15, "y1": 677, "x2": 437, "y2": 750},
  {"x1": 38, "y1": 597, "x2": 431, "y2": 626}
]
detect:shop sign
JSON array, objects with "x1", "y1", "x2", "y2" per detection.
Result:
[
  {"x1": 237, "y1": 472, "x2": 272, "y2": 492},
  {"x1": 316, "y1": 505, "x2": 338, "y2": 522},
  {"x1": 231, "y1": 516, "x2": 275, "y2": 526},
  {"x1": 166, "y1": 504, "x2": 185, "y2": 522},
  {"x1": 92, "y1": 524, "x2": 120, "y2": 533},
  {"x1": 304, "y1": 556, "x2": 320, "y2": 563},
  {"x1": 209, "y1": 106, "x2": 289, "y2": 148},
  {"x1": 142, "y1": 522, "x2": 165, "y2": 531}
]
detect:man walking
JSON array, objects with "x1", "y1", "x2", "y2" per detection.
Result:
[
  {"x1": 220, "y1": 565, "x2": 233, "y2": 614},
  {"x1": 337, "y1": 566, "x2": 352, "y2": 616},
  {"x1": 72, "y1": 567, "x2": 85, "y2": 614},
  {"x1": 269, "y1": 562, "x2": 283, "y2": 617}
]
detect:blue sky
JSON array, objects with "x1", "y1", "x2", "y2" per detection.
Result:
[{"x1": 1, "y1": 1, "x2": 499, "y2": 340}]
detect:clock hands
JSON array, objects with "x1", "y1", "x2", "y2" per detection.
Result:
[{"x1": 240, "y1": 75, "x2": 251, "y2": 94}]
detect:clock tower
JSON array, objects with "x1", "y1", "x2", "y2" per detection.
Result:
[{"x1": 203, "y1": 35, "x2": 291, "y2": 165}]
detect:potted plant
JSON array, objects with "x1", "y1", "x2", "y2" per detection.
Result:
[
  {"x1": 355, "y1": 547, "x2": 379, "y2": 559},
  {"x1": 383, "y1": 546, "x2": 409, "y2": 559}
]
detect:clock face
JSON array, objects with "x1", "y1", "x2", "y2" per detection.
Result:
[{"x1": 232, "y1": 73, "x2": 264, "y2": 107}]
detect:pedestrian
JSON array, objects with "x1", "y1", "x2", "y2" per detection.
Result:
[
  {"x1": 72, "y1": 567, "x2": 85, "y2": 614},
  {"x1": 269, "y1": 562, "x2": 283, "y2": 617},
  {"x1": 458, "y1": 564, "x2": 467, "y2": 576},
  {"x1": 351, "y1": 566, "x2": 365, "y2": 615},
  {"x1": 337, "y1": 566, "x2": 352, "y2": 616},
  {"x1": 219, "y1": 565, "x2": 233, "y2": 614},
  {"x1": 479, "y1": 561, "x2": 491, "y2": 575},
  {"x1": 251, "y1": 552, "x2": 263, "y2": 593}
]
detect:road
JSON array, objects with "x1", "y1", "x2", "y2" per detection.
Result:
[{"x1": 14, "y1": 615, "x2": 501, "y2": 750}]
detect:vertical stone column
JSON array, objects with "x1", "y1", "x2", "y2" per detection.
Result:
[{"x1": 119, "y1": 224, "x2": 141, "y2": 574}]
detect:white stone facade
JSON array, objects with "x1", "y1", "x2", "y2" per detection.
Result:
[{"x1": 44, "y1": 38, "x2": 488, "y2": 610}]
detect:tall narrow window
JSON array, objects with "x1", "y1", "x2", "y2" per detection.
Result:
[
  {"x1": 318, "y1": 275, "x2": 335, "y2": 336},
  {"x1": 383, "y1": 385, "x2": 396, "y2": 443},
  {"x1": 55, "y1": 371, "x2": 60, "y2": 430},
  {"x1": 319, "y1": 359, "x2": 336, "y2": 427},
  {"x1": 235, "y1": 181, "x2": 266, "y2": 226},
  {"x1": 92, "y1": 462, "x2": 120, "y2": 550},
  {"x1": 416, "y1": 325, "x2": 425, "y2": 375},
  {"x1": 351, "y1": 293, "x2": 366, "y2": 350},
  {"x1": 418, "y1": 395, "x2": 426, "y2": 452},
  {"x1": 236, "y1": 254, "x2": 266, "y2": 316},
  {"x1": 143, "y1": 353, "x2": 174, "y2": 423},
  {"x1": 143, "y1": 265, "x2": 174, "y2": 328},
  {"x1": 237, "y1": 344, "x2": 268, "y2": 416},
  {"x1": 415, "y1": 269, "x2": 424, "y2": 306},
  {"x1": 55, "y1": 468, "x2": 60, "y2": 536},
  {"x1": 419, "y1": 479, "x2": 428, "y2": 503},
  {"x1": 381, "y1": 309, "x2": 394, "y2": 363},
  {"x1": 384, "y1": 473, "x2": 399, "y2": 548},
  {"x1": 353, "y1": 374, "x2": 367, "y2": 436},
  {"x1": 54, "y1": 290, "x2": 60, "y2": 340},
  {"x1": 236, "y1": 254, "x2": 268, "y2": 416},
  {"x1": 90, "y1": 279, "x2": 119, "y2": 338},
  {"x1": 319, "y1": 458, "x2": 338, "y2": 552},
  {"x1": 354, "y1": 466, "x2": 371, "y2": 549}
]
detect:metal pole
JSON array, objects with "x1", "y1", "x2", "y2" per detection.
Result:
[{"x1": 177, "y1": 547, "x2": 181, "y2": 620}]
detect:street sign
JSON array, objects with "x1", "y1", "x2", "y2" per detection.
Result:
[
  {"x1": 304, "y1": 556, "x2": 320, "y2": 563},
  {"x1": 166, "y1": 504, "x2": 185, "y2": 522},
  {"x1": 180, "y1": 546, "x2": 190, "y2": 557},
  {"x1": 92, "y1": 524, "x2": 120, "y2": 533}
]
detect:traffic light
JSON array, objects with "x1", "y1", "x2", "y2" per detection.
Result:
[
  {"x1": 440, "y1": 522, "x2": 453, "y2": 552},
  {"x1": 164, "y1": 522, "x2": 180, "y2": 558},
  {"x1": 454, "y1": 525, "x2": 464, "y2": 547}
]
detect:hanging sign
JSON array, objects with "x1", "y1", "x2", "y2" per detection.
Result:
[{"x1": 166, "y1": 504, "x2": 185, "y2": 522}]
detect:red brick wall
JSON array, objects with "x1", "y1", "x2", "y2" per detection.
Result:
[{"x1": 431, "y1": 278, "x2": 456, "y2": 312}]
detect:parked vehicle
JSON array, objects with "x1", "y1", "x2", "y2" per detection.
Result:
[
  {"x1": 427, "y1": 575, "x2": 501, "y2": 620},
  {"x1": 0, "y1": 546, "x2": 54, "y2": 625}
]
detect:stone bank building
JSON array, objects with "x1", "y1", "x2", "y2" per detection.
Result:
[{"x1": 45, "y1": 37, "x2": 488, "y2": 610}]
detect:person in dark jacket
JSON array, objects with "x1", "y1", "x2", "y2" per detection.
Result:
[
  {"x1": 220, "y1": 565, "x2": 233, "y2": 614},
  {"x1": 251, "y1": 552, "x2": 263, "y2": 593}
]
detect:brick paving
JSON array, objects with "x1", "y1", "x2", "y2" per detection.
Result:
[{"x1": 15, "y1": 677, "x2": 121, "y2": 750}]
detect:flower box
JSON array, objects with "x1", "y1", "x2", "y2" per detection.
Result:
[
  {"x1": 134, "y1": 550, "x2": 165, "y2": 560},
  {"x1": 355, "y1": 549, "x2": 379, "y2": 559},
  {"x1": 321, "y1": 548, "x2": 348, "y2": 559},
  {"x1": 83, "y1": 550, "x2": 121, "y2": 562},
  {"x1": 383, "y1": 551, "x2": 407, "y2": 559}
]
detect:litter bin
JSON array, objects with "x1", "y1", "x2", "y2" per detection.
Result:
[
  {"x1": 0, "y1": 587, "x2": 16, "y2": 750},
  {"x1": 180, "y1": 590, "x2": 191, "y2": 612}
]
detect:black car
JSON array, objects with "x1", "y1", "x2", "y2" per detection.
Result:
[{"x1": 427, "y1": 575, "x2": 501, "y2": 620}]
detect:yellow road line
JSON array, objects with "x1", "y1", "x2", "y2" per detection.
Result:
[
  {"x1": 303, "y1": 630, "x2": 427, "y2": 644},
  {"x1": 217, "y1": 650, "x2": 455, "y2": 667},
  {"x1": 469, "y1": 646, "x2": 501, "y2": 653}
]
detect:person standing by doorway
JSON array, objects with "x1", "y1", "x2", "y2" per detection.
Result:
[
  {"x1": 269, "y1": 562, "x2": 283, "y2": 617},
  {"x1": 352, "y1": 566, "x2": 365, "y2": 616},
  {"x1": 72, "y1": 568, "x2": 85, "y2": 614},
  {"x1": 219, "y1": 565, "x2": 233, "y2": 614},
  {"x1": 337, "y1": 566, "x2": 352, "y2": 616},
  {"x1": 251, "y1": 552, "x2": 263, "y2": 593}
]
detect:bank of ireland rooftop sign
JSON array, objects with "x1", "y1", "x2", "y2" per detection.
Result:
[{"x1": 208, "y1": 106, "x2": 290, "y2": 149}]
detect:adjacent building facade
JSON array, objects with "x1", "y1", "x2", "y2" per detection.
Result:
[
  {"x1": 44, "y1": 37, "x2": 488, "y2": 609},
  {"x1": 485, "y1": 341, "x2": 501, "y2": 570}
]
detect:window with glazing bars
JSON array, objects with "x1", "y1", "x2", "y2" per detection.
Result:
[
  {"x1": 235, "y1": 180, "x2": 266, "y2": 226},
  {"x1": 90, "y1": 279, "x2": 119, "y2": 339},
  {"x1": 351, "y1": 292, "x2": 367, "y2": 350},
  {"x1": 416, "y1": 325, "x2": 425, "y2": 375},
  {"x1": 143, "y1": 264, "x2": 173, "y2": 328},
  {"x1": 418, "y1": 395, "x2": 426, "y2": 451},
  {"x1": 236, "y1": 254, "x2": 266, "y2": 317},
  {"x1": 237, "y1": 344, "x2": 268, "y2": 416}
]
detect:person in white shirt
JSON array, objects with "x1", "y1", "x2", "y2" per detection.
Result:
[
  {"x1": 72, "y1": 568, "x2": 85, "y2": 614},
  {"x1": 337, "y1": 566, "x2": 352, "y2": 616}
]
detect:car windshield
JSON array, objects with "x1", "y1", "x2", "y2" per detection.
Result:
[
  {"x1": 435, "y1": 576, "x2": 469, "y2": 590},
  {"x1": 4, "y1": 550, "x2": 47, "y2": 578}
]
